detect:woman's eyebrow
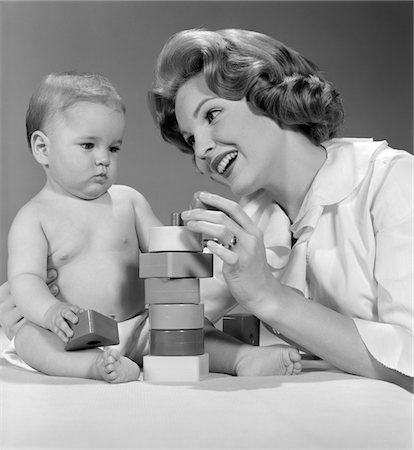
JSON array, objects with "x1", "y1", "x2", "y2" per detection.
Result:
[{"x1": 193, "y1": 97, "x2": 216, "y2": 118}]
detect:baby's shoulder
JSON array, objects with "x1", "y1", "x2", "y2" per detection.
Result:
[
  {"x1": 9, "y1": 194, "x2": 49, "y2": 235},
  {"x1": 13, "y1": 192, "x2": 47, "y2": 221},
  {"x1": 109, "y1": 184, "x2": 149, "y2": 206}
]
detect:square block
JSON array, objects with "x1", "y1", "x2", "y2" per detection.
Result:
[
  {"x1": 148, "y1": 226, "x2": 203, "y2": 252},
  {"x1": 145, "y1": 278, "x2": 200, "y2": 304},
  {"x1": 65, "y1": 310, "x2": 119, "y2": 351},
  {"x1": 139, "y1": 252, "x2": 213, "y2": 278},
  {"x1": 222, "y1": 313, "x2": 260, "y2": 346},
  {"x1": 143, "y1": 353, "x2": 209, "y2": 383},
  {"x1": 149, "y1": 304, "x2": 204, "y2": 330}
]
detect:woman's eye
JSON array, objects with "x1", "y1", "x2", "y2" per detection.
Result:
[
  {"x1": 81, "y1": 143, "x2": 94, "y2": 150},
  {"x1": 206, "y1": 109, "x2": 220, "y2": 123}
]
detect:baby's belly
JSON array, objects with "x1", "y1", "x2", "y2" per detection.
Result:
[{"x1": 54, "y1": 254, "x2": 145, "y2": 321}]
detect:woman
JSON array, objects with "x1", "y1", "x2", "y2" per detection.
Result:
[{"x1": 148, "y1": 28, "x2": 413, "y2": 390}]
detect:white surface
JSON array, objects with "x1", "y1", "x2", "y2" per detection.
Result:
[{"x1": 0, "y1": 330, "x2": 412, "y2": 449}]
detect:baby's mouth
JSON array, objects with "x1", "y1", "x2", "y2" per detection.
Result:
[{"x1": 213, "y1": 151, "x2": 238, "y2": 175}]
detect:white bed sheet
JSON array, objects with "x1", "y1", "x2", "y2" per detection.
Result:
[{"x1": 0, "y1": 329, "x2": 412, "y2": 449}]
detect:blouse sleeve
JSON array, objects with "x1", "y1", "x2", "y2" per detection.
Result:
[{"x1": 352, "y1": 151, "x2": 414, "y2": 376}]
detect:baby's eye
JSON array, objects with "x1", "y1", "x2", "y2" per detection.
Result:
[
  {"x1": 109, "y1": 146, "x2": 121, "y2": 153},
  {"x1": 80, "y1": 143, "x2": 94, "y2": 151},
  {"x1": 206, "y1": 109, "x2": 220, "y2": 123}
]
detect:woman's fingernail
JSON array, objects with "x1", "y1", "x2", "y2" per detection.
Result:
[
  {"x1": 199, "y1": 191, "x2": 211, "y2": 200},
  {"x1": 47, "y1": 269, "x2": 56, "y2": 278}
]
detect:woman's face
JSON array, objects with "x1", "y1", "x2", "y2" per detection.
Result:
[{"x1": 174, "y1": 74, "x2": 287, "y2": 197}]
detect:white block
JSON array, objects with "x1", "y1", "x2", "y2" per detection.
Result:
[
  {"x1": 148, "y1": 226, "x2": 202, "y2": 252},
  {"x1": 143, "y1": 353, "x2": 209, "y2": 383}
]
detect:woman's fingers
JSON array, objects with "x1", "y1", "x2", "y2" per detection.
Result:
[
  {"x1": 186, "y1": 220, "x2": 238, "y2": 247},
  {"x1": 206, "y1": 240, "x2": 239, "y2": 265},
  {"x1": 186, "y1": 192, "x2": 255, "y2": 231},
  {"x1": 46, "y1": 269, "x2": 57, "y2": 283},
  {"x1": 46, "y1": 269, "x2": 59, "y2": 296}
]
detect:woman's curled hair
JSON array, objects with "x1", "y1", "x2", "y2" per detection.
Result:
[{"x1": 148, "y1": 28, "x2": 344, "y2": 153}]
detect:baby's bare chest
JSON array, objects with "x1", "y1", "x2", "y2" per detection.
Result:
[{"x1": 44, "y1": 203, "x2": 139, "y2": 267}]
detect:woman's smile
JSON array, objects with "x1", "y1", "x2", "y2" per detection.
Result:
[{"x1": 175, "y1": 74, "x2": 286, "y2": 196}]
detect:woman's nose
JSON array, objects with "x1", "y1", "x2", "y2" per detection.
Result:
[{"x1": 193, "y1": 130, "x2": 214, "y2": 160}]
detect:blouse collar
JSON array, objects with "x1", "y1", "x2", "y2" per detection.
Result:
[
  {"x1": 239, "y1": 138, "x2": 389, "y2": 291},
  {"x1": 291, "y1": 138, "x2": 388, "y2": 238}
]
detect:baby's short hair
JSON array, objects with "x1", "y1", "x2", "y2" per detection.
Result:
[{"x1": 26, "y1": 71, "x2": 125, "y2": 147}]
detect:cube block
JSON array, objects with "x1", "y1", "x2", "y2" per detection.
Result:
[
  {"x1": 222, "y1": 313, "x2": 260, "y2": 346},
  {"x1": 65, "y1": 310, "x2": 119, "y2": 351},
  {"x1": 139, "y1": 252, "x2": 213, "y2": 278},
  {"x1": 143, "y1": 353, "x2": 209, "y2": 383}
]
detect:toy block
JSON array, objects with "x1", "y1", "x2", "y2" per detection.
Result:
[
  {"x1": 144, "y1": 278, "x2": 200, "y2": 304},
  {"x1": 222, "y1": 313, "x2": 260, "y2": 346},
  {"x1": 148, "y1": 226, "x2": 203, "y2": 253},
  {"x1": 149, "y1": 304, "x2": 204, "y2": 330},
  {"x1": 139, "y1": 252, "x2": 213, "y2": 278},
  {"x1": 65, "y1": 310, "x2": 119, "y2": 351},
  {"x1": 143, "y1": 353, "x2": 209, "y2": 383},
  {"x1": 150, "y1": 329, "x2": 204, "y2": 356}
]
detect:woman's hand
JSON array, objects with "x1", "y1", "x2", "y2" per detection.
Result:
[
  {"x1": 0, "y1": 269, "x2": 59, "y2": 340},
  {"x1": 182, "y1": 192, "x2": 278, "y2": 313}
]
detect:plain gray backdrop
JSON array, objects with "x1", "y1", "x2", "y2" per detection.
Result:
[{"x1": 0, "y1": 1, "x2": 413, "y2": 281}]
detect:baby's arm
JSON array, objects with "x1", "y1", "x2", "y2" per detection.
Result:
[
  {"x1": 8, "y1": 206, "x2": 80, "y2": 342},
  {"x1": 127, "y1": 187, "x2": 163, "y2": 251}
]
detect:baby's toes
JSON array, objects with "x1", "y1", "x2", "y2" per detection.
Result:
[
  {"x1": 292, "y1": 360, "x2": 302, "y2": 375},
  {"x1": 103, "y1": 349, "x2": 120, "y2": 371},
  {"x1": 289, "y1": 348, "x2": 301, "y2": 363}
]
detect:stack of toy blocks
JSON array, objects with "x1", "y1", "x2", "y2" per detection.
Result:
[{"x1": 139, "y1": 213, "x2": 212, "y2": 382}]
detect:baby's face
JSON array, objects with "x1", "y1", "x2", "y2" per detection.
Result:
[{"x1": 44, "y1": 101, "x2": 125, "y2": 200}]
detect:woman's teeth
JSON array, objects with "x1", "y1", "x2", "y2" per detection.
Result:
[{"x1": 217, "y1": 151, "x2": 238, "y2": 174}]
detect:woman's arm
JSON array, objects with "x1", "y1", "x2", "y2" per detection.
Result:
[
  {"x1": 0, "y1": 281, "x2": 26, "y2": 340},
  {"x1": 182, "y1": 192, "x2": 413, "y2": 391}
]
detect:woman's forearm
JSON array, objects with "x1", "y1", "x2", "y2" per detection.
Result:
[{"x1": 253, "y1": 280, "x2": 412, "y2": 390}]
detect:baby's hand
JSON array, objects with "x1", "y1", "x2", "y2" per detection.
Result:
[{"x1": 44, "y1": 303, "x2": 83, "y2": 342}]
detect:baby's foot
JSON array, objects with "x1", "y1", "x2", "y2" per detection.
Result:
[
  {"x1": 95, "y1": 348, "x2": 140, "y2": 383},
  {"x1": 236, "y1": 344, "x2": 302, "y2": 376}
]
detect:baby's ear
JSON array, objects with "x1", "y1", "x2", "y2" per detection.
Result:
[{"x1": 31, "y1": 131, "x2": 50, "y2": 166}]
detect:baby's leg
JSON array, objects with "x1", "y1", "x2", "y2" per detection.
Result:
[
  {"x1": 235, "y1": 344, "x2": 302, "y2": 376},
  {"x1": 14, "y1": 321, "x2": 140, "y2": 383},
  {"x1": 94, "y1": 348, "x2": 141, "y2": 383},
  {"x1": 205, "y1": 324, "x2": 301, "y2": 376}
]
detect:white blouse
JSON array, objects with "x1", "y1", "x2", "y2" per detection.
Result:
[{"x1": 203, "y1": 138, "x2": 413, "y2": 377}]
